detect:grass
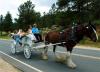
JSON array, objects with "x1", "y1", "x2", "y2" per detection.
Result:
[
  {"x1": 0, "y1": 35, "x2": 11, "y2": 39},
  {"x1": 79, "y1": 39, "x2": 100, "y2": 48}
]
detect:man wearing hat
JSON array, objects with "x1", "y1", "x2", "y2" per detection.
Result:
[{"x1": 32, "y1": 23, "x2": 42, "y2": 42}]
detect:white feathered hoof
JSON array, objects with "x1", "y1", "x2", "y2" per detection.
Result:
[
  {"x1": 67, "y1": 60, "x2": 77, "y2": 69},
  {"x1": 66, "y1": 51, "x2": 77, "y2": 69},
  {"x1": 55, "y1": 55, "x2": 66, "y2": 63},
  {"x1": 42, "y1": 55, "x2": 48, "y2": 60}
]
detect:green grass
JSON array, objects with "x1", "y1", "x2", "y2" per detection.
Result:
[
  {"x1": 0, "y1": 35, "x2": 11, "y2": 39},
  {"x1": 79, "y1": 37, "x2": 100, "y2": 48}
]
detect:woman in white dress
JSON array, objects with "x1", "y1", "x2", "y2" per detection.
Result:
[{"x1": 27, "y1": 25, "x2": 37, "y2": 41}]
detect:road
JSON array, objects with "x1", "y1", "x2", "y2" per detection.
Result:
[{"x1": 0, "y1": 40, "x2": 100, "y2": 72}]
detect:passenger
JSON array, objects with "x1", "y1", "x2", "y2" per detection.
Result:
[
  {"x1": 32, "y1": 23, "x2": 42, "y2": 42},
  {"x1": 10, "y1": 29, "x2": 23, "y2": 44},
  {"x1": 27, "y1": 25, "x2": 36, "y2": 41},
  {"x1": 17, "y1": 29, "x2": 26, "y2": 37},
  {"x1": 10, "y1": 30, "x2": 18, "y2": 39},
  {"x1": 15, "y1": 29, "x2": 25, "y2": 44}
]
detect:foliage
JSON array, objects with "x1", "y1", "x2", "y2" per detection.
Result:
[
  {"x1": 0, "y1": 0, "x2": 100, "y2": 33},
  {"x1": 15, "y1": 0, "x2": 41, "y2": 30},
  {"x1": 79, "y1": 35, "x2": 100, "y2": 48},
  {"x1": 40, "y1": 0, "x2": 100, "y2": 28},
  {"x1": 0, "y1": 15, "x2": 4, "y2": 35},
  {"x1": 3, "y1": 12, "x2": 13, "y2": 32}
]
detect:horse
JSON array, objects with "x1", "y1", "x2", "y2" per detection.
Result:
[{"x1": 42, "y1": 22, "x2": 98, "y2": 69}]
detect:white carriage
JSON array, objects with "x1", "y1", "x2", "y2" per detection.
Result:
[{"x1": 10, "y1": 34, "x2": 45, "y2": 59}]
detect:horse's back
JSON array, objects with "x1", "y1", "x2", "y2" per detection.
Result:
[{"x1": 45, "y1": 31, "x2": 60, "y2": 43}]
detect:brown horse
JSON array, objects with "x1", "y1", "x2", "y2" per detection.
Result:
[{"x1": 42, "y1": 23, "x2": 98, "y2": 68}]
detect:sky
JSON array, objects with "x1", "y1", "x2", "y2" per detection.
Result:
[{"x1": 0, "y1": 0, "x2": 57, "y2": 18}]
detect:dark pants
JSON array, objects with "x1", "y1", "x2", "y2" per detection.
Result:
[{"x1": 34, "y1": 33, "x2": 42, "y2": 42}]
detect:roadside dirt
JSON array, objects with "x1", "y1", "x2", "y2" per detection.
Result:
[{"x1": 0, "y1": 57, "x2": 22, "y2": 72}]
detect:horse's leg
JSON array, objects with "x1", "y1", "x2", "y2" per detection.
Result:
[
  {"x1": 42, "y1": 42, "x2": 48, "y2": 60},
  {"x1": 53, "y1": 45, "x2": 59, "y2": 60},
  {"x1": 54, "y1": 45, "x2": 66, "y2": 63},
  {"x1": 53, "y1": 45, "x2": 56, "y2": 53},
  {"x1": 66, "y1": 47, "x2": 77, "y2": 68}
]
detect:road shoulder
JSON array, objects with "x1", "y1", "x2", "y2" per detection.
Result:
[{"x1": 0, "y1": 57, "x2": 22, "y2": 72}]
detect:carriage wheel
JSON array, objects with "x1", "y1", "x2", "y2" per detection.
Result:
[
  {"x1": 23, "y1": 44, "x2": 31, "y2": 59},
  {"x1": 11, "y1": 41, "x2": 16, "y2": 54}
]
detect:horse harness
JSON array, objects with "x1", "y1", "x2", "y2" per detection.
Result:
[{"x1": 59, "y1": 26, "x2": 77, "y2": 44}]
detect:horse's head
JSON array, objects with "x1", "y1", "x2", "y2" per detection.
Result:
[{"x1": 83, "y1": 23, "x2": 98, "y2": 42}]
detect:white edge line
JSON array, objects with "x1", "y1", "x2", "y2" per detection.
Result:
[
  {"x1": 75, "y1": 46, "x2": 100, "y2": 51},
  {"x1": 52, "y1": 51, "x2": 100, "y2": 60},
  {"x1": 72, "y1": 53, "x2": 100, "y2": 60},
  {"x1": 0, "y1": 51, "x2": 43, "y2": 72}
]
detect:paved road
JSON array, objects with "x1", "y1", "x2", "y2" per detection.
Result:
[{"x1": 0, "y1": 40, "x2": 100, "y2": 72}]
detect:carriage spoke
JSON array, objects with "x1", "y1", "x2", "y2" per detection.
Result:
[
  {"x1": 11, "y1": 40, "x2": 16, "y2": 54},
  {"x1": 23, "y1": 44, "x2": 32, "y2": 59}
]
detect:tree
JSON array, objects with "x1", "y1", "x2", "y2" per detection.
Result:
[
  {"x1": 49, "y1": 3, "x2": 57, "y2": 14},
  {"x1": 16, "y1": 0, "x2": 40, "y2": 30},
  {"x1": 3, "y1": 12, "x2": 13, "y2": 33},
  {"x1": 57, "y1": 0, "x2": 69, "y2": 10},
  {"x1": 0, "y1": 15, "x2": 4, "y2": 35},
  {"x1": 92, "y1": 0, "x2": 100, "y2": 19},
  {"x1": 55, "y1": 0, "x2": 100, "y2": 25}
]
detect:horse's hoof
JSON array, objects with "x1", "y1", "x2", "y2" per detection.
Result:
[
  {"x1": 42, "y1": 55, "x2": 48, "y2": 60},
  {"x1": 67, "y1": 63, "x2": 77, "y2": 69},
  {"x1": 55, "y1": 58, "x2": 66, "y2": 64},
  {"x1": 55, "y1": 60, "x2": 66, "y2": 64}
]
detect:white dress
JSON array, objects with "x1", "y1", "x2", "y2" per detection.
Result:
[{"x1": 27, "y1": 29, "x2": 36, "y2": 41}]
